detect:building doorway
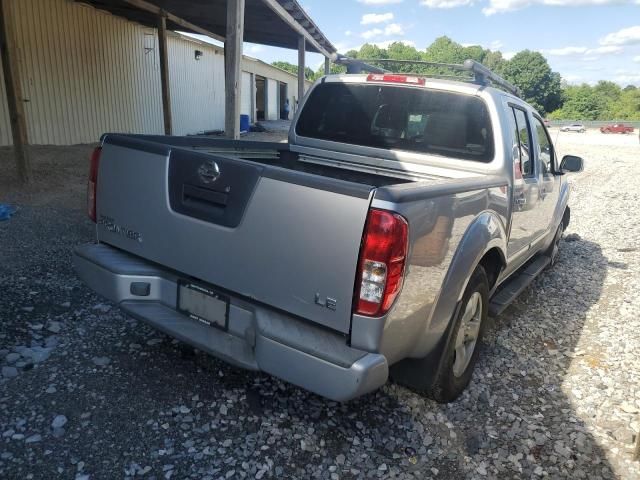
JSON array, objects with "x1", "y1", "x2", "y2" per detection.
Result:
[
  {"x1": 279, "y1": 82, "x2": 288, "y2": 120},
  {"x1": 255, "y1": 75, "x2": 266, "y2": 121}
]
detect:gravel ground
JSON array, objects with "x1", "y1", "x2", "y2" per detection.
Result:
[{"x1": 1, "y1": 129, "x2": 639, "y2": 479}]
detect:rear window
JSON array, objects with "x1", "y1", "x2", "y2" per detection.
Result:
[{"x1": 296, "y1": 83, "x2": 494, "y2": 162}]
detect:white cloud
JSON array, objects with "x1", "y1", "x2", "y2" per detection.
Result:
[
  {"x1": 600, "y1": 25, "x2": 640, "y2": 46},
  {"x1": 564, "y1": 74, "x2": 583, "y2": 83},
  {"x1": 361, "y1": 28, "x2": 383, "y2": 39},
  {"x1": 615, "y1": 73, "x2": 640, "y2": 85},
  {"x1": 357, "y1": 0, "x2": 403, "y2": 4},
  {"x1": 545, "y1": 46, "x2": 588, "y2": 56},
  {"x1": 421, "y1": 0, "x2": 474, "y2": 7},
  {"x1": 361, "y1": 12, "x2": 394, "y2": 24},
  {"x1": 482, "y1": 0, "x2": 638, "y2": 16},
  {"x1": 384, "y1": 23, "x2": 405, "y2": 35},
  {"x1": 360, "y1": 23, "x2": 405, "y2": 39},
  {"x1": 461, "y1": 40, "x2": 504, "y2": 50},
  {"x1": 503, "y1": 51, "x2": 516, "y2": 60},
  {"x1": 634, "y1": 55, "x2": 640, "y2": 62},
  {"x1": 246, "y1": 44, "x2": 264, "y2": 54},
  {"x1": 542, "y1": 45, "x2": 623, "y2": 58},
  {"x1": 587, "y1": 45, "x2": 623, "y2": 54}
]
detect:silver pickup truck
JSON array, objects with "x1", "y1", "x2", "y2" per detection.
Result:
[{"x1": 74, "y1": 62, "x2": 583, "y2": 403}]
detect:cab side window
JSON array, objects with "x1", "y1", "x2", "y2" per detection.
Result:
[
  {"x1": 508, "y1": 107, "x2": 533, "y2": 177},
  {"x1": 532, "y1": 116, "x2": 554, "y2": 174}
]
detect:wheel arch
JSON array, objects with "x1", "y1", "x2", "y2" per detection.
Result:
[{"x1": 390, "y1": 211, "x2": 507, "y2": 392}]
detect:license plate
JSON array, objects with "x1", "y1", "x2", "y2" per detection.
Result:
[{"x1": 177, "y1": 281, "x2": 229, "y2": 330}]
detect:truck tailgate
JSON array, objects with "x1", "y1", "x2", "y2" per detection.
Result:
[{"x1": 95, "y1": 137, "x2": 374, "y2": 334}]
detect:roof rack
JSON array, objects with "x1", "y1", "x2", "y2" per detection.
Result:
[{"x1": 333, "y1": 55, "x2": 521, "y2": 97}]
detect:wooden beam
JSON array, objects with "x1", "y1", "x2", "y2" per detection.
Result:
[
  {"x1": 324, "y1": 57, "x2": 330, "y2": 75},
  {"x1": 250, "y1": 72, "x2": 256, "y2": 124},
  {"x1": 224, "y1": 0, "x2": 244, "y2": 139},
  {"x1": 298, "y1": 36, "x2": 305, "y2": 106},
  {"x1": 0, "y1": 0, "x2": 31, "y2": 184},
  {"x1": 157, "y1": 13, "x2": 172, "y2": 135},
  {"x1": 122, "y1": 0, "x2": 225, "y2": 42},
  {"x1": 260, "y1": 0, "x2": 334, "y2": 58}
]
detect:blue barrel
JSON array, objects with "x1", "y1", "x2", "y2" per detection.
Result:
[{"x1": 240, "y1": 114, "x2": 250, "y2": 132}]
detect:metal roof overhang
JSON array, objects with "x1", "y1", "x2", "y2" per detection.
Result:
[{"x1": 76, "y1": 0, "x2": 336, "y2": 57}]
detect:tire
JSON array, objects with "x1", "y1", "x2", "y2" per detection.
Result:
[
  {"x1": 429, "y1": 265, "x2": 489, "y2": 403},
  {"x1": 546, "y1": 220, "x2": 564, "y2": 267}
]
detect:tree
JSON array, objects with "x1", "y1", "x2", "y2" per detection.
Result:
[
  {"x1": 424, "y1": 36, "x2": 466, "y2": 64},
  {"x1": 314, "y1": 62, "x2": 346, "y2": 78},
  {"x1": 482, "y1": 50, "x2": 505, "y2": 72},
  {"x1": 608, "y1": 88, "x2": 640, "y2": 120},
  {"x1": 548, "y1": 84, "x2": 602, "y2": 120},
  {"x1": 270, "y1": 61, "x2": 315, "y2": 81},
  {"x1": 548, "y1": 82, "x2": 639, "y2": 120},
  {"x1": 499, "y1": 51, "x2": 562, "y2": 115}
]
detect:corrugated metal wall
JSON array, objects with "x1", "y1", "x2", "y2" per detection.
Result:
[
  {"x1": 0, "y1": 64, "x2": 10, "y2": 145},
  {"x1": 2, "y1": 0, "x2": 164, "y2": 145},
  {"x1": 267, "y1": 79, "x2": 278, "y2": 120},
  {"x1": 240, "y1": 72, "x2": 252, "y2": 118},
  {"x1": 167, "y1": 35, "x2": 225, "y2": 135},
  {"x1": 0, "y1": 0, "x2": 309, "y2": 146}
]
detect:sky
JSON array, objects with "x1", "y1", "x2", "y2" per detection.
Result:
[{"x1": 229, "y1": 0, "x2": 640, "y2": 87}]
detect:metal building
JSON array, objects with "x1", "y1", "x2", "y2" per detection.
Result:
[
  {"x1": 0, "y1": 0, "x2": 336, "y2": 183},
  {"x1": 0, "y1": 0, "x2": 311, "y2": 145}
]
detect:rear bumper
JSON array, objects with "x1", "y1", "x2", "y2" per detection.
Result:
[{"x1": 73, "y1": 243, "x2": 388, "y2": 401}]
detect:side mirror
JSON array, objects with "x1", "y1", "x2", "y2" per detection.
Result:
[{"x1": 560, "y1": 155, "x2": 584, "y2": 173}]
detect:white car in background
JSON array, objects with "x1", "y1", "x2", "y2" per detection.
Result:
[{"x1": 560, "y1": 123, "x2": 586, "y2": 133}]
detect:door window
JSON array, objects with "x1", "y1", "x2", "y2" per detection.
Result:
[
  {"x1": 508, "y1": 107, "x2": 533, "y2": 177},
  {"x1": 532, "y1": 116, "x2": 554, "y2": 175}
]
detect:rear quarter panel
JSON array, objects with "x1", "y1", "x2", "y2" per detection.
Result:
[{"x1": 351, "y1": 179, "x2": 509, "y2": 364}]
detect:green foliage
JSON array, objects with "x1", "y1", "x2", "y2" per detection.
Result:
[
  {"x1": 314, "y1": 63, "x2": 346, "y2": 78},
  {"x1": 548, "y1": 84, "x2": 602, "y2": 120},
  {"x1": 549, "y1": 82, "x2": 640, "y2": 120},
  {"x1": 601, "y1": 88, "x2": 640, "y2": 120},
  {"x1": 270, "y1": 61, "x2": 315, "y2": 81},
  {"x1": 498, "y1": 51, "x2": 562, "y2": 115}
]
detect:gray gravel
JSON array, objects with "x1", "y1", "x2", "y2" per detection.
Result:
[{"x1": 1, "y1": 134, "x2": 639, "y2": 479}]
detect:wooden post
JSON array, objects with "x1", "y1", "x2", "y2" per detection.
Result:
[
  {"x1": 297, "y1": 36, "x2": 305, "y2": 107},
  {"x1": 263, "y1": 78, "x2": 269, "y2": 120},
  {"x1": 0, "y1": 0, "x2": 31, "y2": 184},
  {"x1": 157, "y1": 12, "x2": 172, "y2": 135},
  {"x1": 324, "y1": 57, "x2": 330, "y2": 75},
  {"x1": 224, "y1": 0, "x2": 244, "y2": 139},
  {"x1": 250, "y1": 72, "x2": 256, "y2": 124}
]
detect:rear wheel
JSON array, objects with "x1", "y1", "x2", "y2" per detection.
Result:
[
  {"x1": 547, "y1": 220, "x2": 564, "y2": 267},
  {"x1": 429, "y1": 266, "x2": 489, "y2": 403}
]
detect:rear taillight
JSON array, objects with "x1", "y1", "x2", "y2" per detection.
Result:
[
  {"x1": 366, "y1": 73, "x2": 426, "y2": 86},
  {"x1": 87, "y1": 146, "x2": 101, "y2": 222},
  {"x1": 354, "y1": 209, "x2": 409, "y2": 317}
]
